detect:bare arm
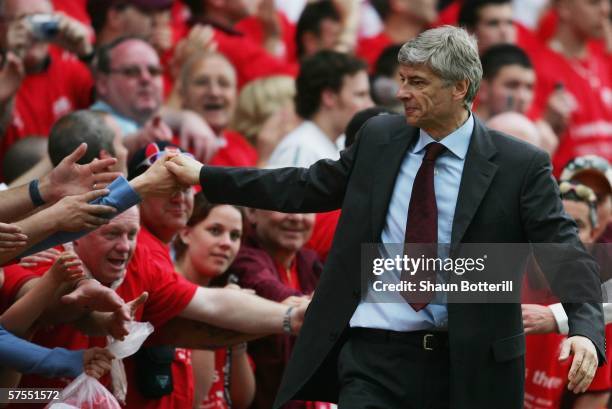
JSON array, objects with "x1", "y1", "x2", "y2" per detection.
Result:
[
  {"x1": 178, "y1": 287, "x2": 305, "y2": 336},
  {"x1": 229, "y1": 344, "x2": 255, "y2": 409}
]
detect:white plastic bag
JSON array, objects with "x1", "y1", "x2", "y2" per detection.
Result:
[
  {"x1": 46, "y1": 322, "x2": 154, "y2": 409},
  {"x1": 45, "y1": 373, "x2": 121, "y2": 409}
]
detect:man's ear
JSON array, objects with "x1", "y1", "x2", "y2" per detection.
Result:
[
  {"x1": 301, "y1": 32, "x2": 319, "y2": 57},
  {"x1": 321, "y1": 88, "x2": 339, "y2": 110},
  {"x1": 96, "y1": 74, "x2": 110, "y2": 99},
  {"x1": 100, "y1": 149, "x2": 111, "y2": 160},
  {"x1": 244, "y1": 208, "x2": 258, "y2": 225},
  {"x1": 178, "y1": 227, "x2": 192, "y2": 246},
  {"x1": 452, "y1": 79, "x2": 470, "y2": 102}
]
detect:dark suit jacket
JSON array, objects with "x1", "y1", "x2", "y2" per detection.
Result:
[{"x1": 200, "y1": 115, "x2": 605, "y2": 409}]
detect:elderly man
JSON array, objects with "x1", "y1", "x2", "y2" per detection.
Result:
[
  {"x1": 165, "y1": 26, "x2": 605, "y2": 408},
  {"x1": 91, "y1": 36, "x2": 217, "y2": 161}
]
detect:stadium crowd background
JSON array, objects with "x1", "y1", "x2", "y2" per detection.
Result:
[{"x1": 0, "y1": 0, "x2": 611, "y2": 408}]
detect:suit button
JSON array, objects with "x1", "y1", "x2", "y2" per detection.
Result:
[{"x1": 329, "y1": 331, "x2": 339, "y2": 341}]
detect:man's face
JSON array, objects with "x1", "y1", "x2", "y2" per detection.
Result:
[
  {"x1": 484, "y1": 64, "x2": 535, "y2": 115},
  {"x1": 140, "y1": 187, "x2": 195, "y2": 243},
  {"x1": 301, "y1": 18, "x2": 342, "y2": 58},
  {"x1": 74, "y1": 207, "x2": 140, "y2": 285},
  {"x1": 560, "y1": 0, "x2": 611, "y2": 39},
  {"x1": 563, "y1": 199, "x2": 594, "y2": 243},
  {"x1": 395, "y1": 0, "x2": 438, "y2": 24},
  {"x1": 396, "y1": 64, "x2": 464, "y2": 131},
  {"x1": 3, "y1": 0, "x2": 52, "y2": 70},
  {"x1": 180, "y1": 55, "x2": 237, "y2": 134},
  {"x1": 474, "y1": 4, "x2": 516, "y2": 53},
  {"x1": 328, "y1": 70, "x2": 373, "y2": 133},
  {"x1": 116, "y1": 5, "x2": 155, "y2": 38},
  {"x1": 96, "y1": 39, "x2": 163, "y2": 124},
  {"x1": 248, "y1": 210, "x2": 315, "y2": 253},
  {"x1": 571, "y1": 172, "x2": 612, "y2": 239}
]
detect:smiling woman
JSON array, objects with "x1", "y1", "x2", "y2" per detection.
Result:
[{"x1": 172, "y1": 193, "x2": 255, "y2": 409}]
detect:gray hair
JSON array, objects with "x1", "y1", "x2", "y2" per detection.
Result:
[{"x1": 398, "y1": 25, "x2": 482, "y2": 106}]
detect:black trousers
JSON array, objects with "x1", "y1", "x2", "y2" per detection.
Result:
[{"x1": 337, "y1": 328, "x2": 451, "y2": 409}]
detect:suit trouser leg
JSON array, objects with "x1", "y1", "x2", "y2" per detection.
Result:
[{"x1": 337, "y1": 330, "x2": 450, "y2": 409}]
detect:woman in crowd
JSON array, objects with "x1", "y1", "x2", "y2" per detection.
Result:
[
  {"x1": 174, "y1": 193, "x2": 255, "y2": 409},
  {"x1": 177, "y1": 51, "x2": 258, "y2": 168}
]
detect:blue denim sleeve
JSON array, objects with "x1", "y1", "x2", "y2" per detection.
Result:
[
  {"x1": 19, "y1": 176, "x2": 141, "y2": 257},
  {"x1": 0, "y1": 325, "x2": 84, "y2": 378}
]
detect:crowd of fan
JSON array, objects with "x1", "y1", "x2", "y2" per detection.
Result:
[{"x1": 0, "y1": 0, "x2": 610, "y2": 408}]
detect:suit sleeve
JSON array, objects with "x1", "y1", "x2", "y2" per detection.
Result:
[
  {"x1": 199, "y1": 135, "x2": 360, "y2": 213},
  {"x1": 521, "y1": 149, "x2": 606, "y2": 364}
]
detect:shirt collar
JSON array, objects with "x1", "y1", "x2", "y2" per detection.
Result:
[{"x1": 412, "y1": 111, "x2": 474, "y2": 160}]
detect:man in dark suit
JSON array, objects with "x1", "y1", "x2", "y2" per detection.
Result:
[{"x1": 165, "y1": 26, "x2": 605, "y2": 409}]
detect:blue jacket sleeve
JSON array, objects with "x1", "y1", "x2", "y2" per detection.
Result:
[
  {"x1": 19, "y1": 176, "x2": 141, "y2": 257},
  {"x1": 0, "y1": 326, "x2": 84, "y2": 378}
]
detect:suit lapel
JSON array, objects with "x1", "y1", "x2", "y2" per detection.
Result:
[
  {"x1": 371, "y1": 126, "x2": 418, "y2": 241},
  {"x1": 450, "y1": 118, "x2": 498, "y2": 249}
]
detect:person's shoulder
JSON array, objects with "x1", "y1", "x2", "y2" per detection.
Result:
[{"x1": 356, "y1": 114, "x2": 410, "y2": 144}]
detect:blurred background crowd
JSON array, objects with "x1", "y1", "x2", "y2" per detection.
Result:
[{"x1": 0, "y1": 0, "x2": 611, "y2": 408}]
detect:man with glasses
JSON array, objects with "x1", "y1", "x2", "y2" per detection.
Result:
[{"x1": 91, "y1": 36, "x2": 219, "y2": 162}]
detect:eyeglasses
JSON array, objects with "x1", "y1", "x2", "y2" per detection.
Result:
[{"x1": 108, "y1": 65, "x2": 164, "y2": 79}]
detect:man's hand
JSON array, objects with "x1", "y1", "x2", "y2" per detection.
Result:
[
  {"x1": 171, "y1": 25, "x2": 217, "y2": 78},
  {"x1": 49, "y1": 189, "x2": 116, "y2": 231},
  {"x1": 46, "y1": 251, "x2": 85, "y2": 284},
  {"x1": 106, "y1": 292, "x2": 148, "y2": 341},
  {"x1": 281, "y1": 295, "x2": 310, "y2": 307},
  {"x1": 544, "y1": 86, "x2": 577, "y2": 135},
  {"x1": 165, "y1": 154, "x2": 204, "y2": 186},
  {"x1": 83, "y1": 347, "x2": 114, "y2": 379},
  {"x1": 0, "y1": 223, "x2": 27, "y2": 253},
  {"x1": 0, "y1": 52, "x2": 24, "y2": 103},
  {"x1": 19, "y1": 248, "x2": 60, "y2": 268},
  {"x1": 51, "y1": 13, "x2": 92, "y2": 58},
  {"x1": 40, "y1": 143, "x2": 120, "y2": 203},
  {"x1": 62, "y1": 278, "x2": 125, "y2": 312},
  {"x1": 559, "y1": 335, "x2": 599, "y2": 393},
  {"x1": 522, "y1": 304, "x2": 558, "y2": 334},
  {"x1": 130, "y1": 152, "x2": 186, "y2": 197},
  {"x1": 178, "y1": 111, "x2": 219, "y2": 163}
]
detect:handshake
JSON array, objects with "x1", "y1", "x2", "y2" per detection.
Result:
[{"x1": 130, "y1": 152, "x2": 205, "y2": 198}]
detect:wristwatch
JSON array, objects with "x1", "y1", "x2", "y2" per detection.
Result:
[{"x1": 283, "y1": 306, "x2": 294, "y2": 334}]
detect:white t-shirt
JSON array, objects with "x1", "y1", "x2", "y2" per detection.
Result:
[{"x1": 267, "y1": 121, "x2": 340, "y2": 168}]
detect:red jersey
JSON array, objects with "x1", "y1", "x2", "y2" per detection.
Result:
[
  {"x1": 197, "y1": 348, "x2": 230, "y2": 409},
  {"x1": 8, "y1": 235, "x2": 197, "y2": 409},
  {"x1": 0, "y1": 49, "x2": 93, "y2": 178},
  {"x1": 235, "y1": 12, "x2": 298, "y2": 65},
  {"x1": 211, "y1": 27, "x2": 298, "y2": 89},
  {"x1": 531, "y1": 43, "x2": 612, "y2": 174},
  {"x1": 355, "y1": 32, "x2": 393, "y2": 72},
  {"x1": 208, "y1": 130, "x2": 258, "y2": 167},
  {"x1": 305, "y1": 210, "x2": 341, "y2": 262},
  {"x1": 52, "y1": 0, "x2": 91, "y2": 27}
]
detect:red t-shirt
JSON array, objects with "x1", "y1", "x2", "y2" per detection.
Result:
[
  {"x1": 7, "y1": 235, "x2": 197, "y2": 409},
  {"x1": 305, "y1": 210, "x2": 341, "y2": 262},
  {"x1": 211, "y1": 27, "x2": 298, "y2": 89},
  {"x1": 0, "y1": 49, "x2": 93, "y2": 179},
  {"x1": 273, "y1": 259, "x2": 301, "y2": 292},
  {"x1": 530, "y1": 43, "x2": 612, "y2": 174},
  {"x1": 355, "y1": 32, "x2": 393, "y2": 73},
  {"x1": 235, "y1": 12, "x2": 298, "y2": 65},
  {"x1": 197, "y1": 348, "x2": 229, "y2": 409},
  {"x1": 208, "y1": 130, "x2": 258, "y2": 167}
]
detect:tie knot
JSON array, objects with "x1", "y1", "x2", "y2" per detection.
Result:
[{"x1": 424, "y1": 142, "x2": 447, "y2": 161}]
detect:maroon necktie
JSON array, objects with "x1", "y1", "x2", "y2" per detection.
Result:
[{"x1": 402, "y1": 142, "x2": 447, "y2": 311}]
